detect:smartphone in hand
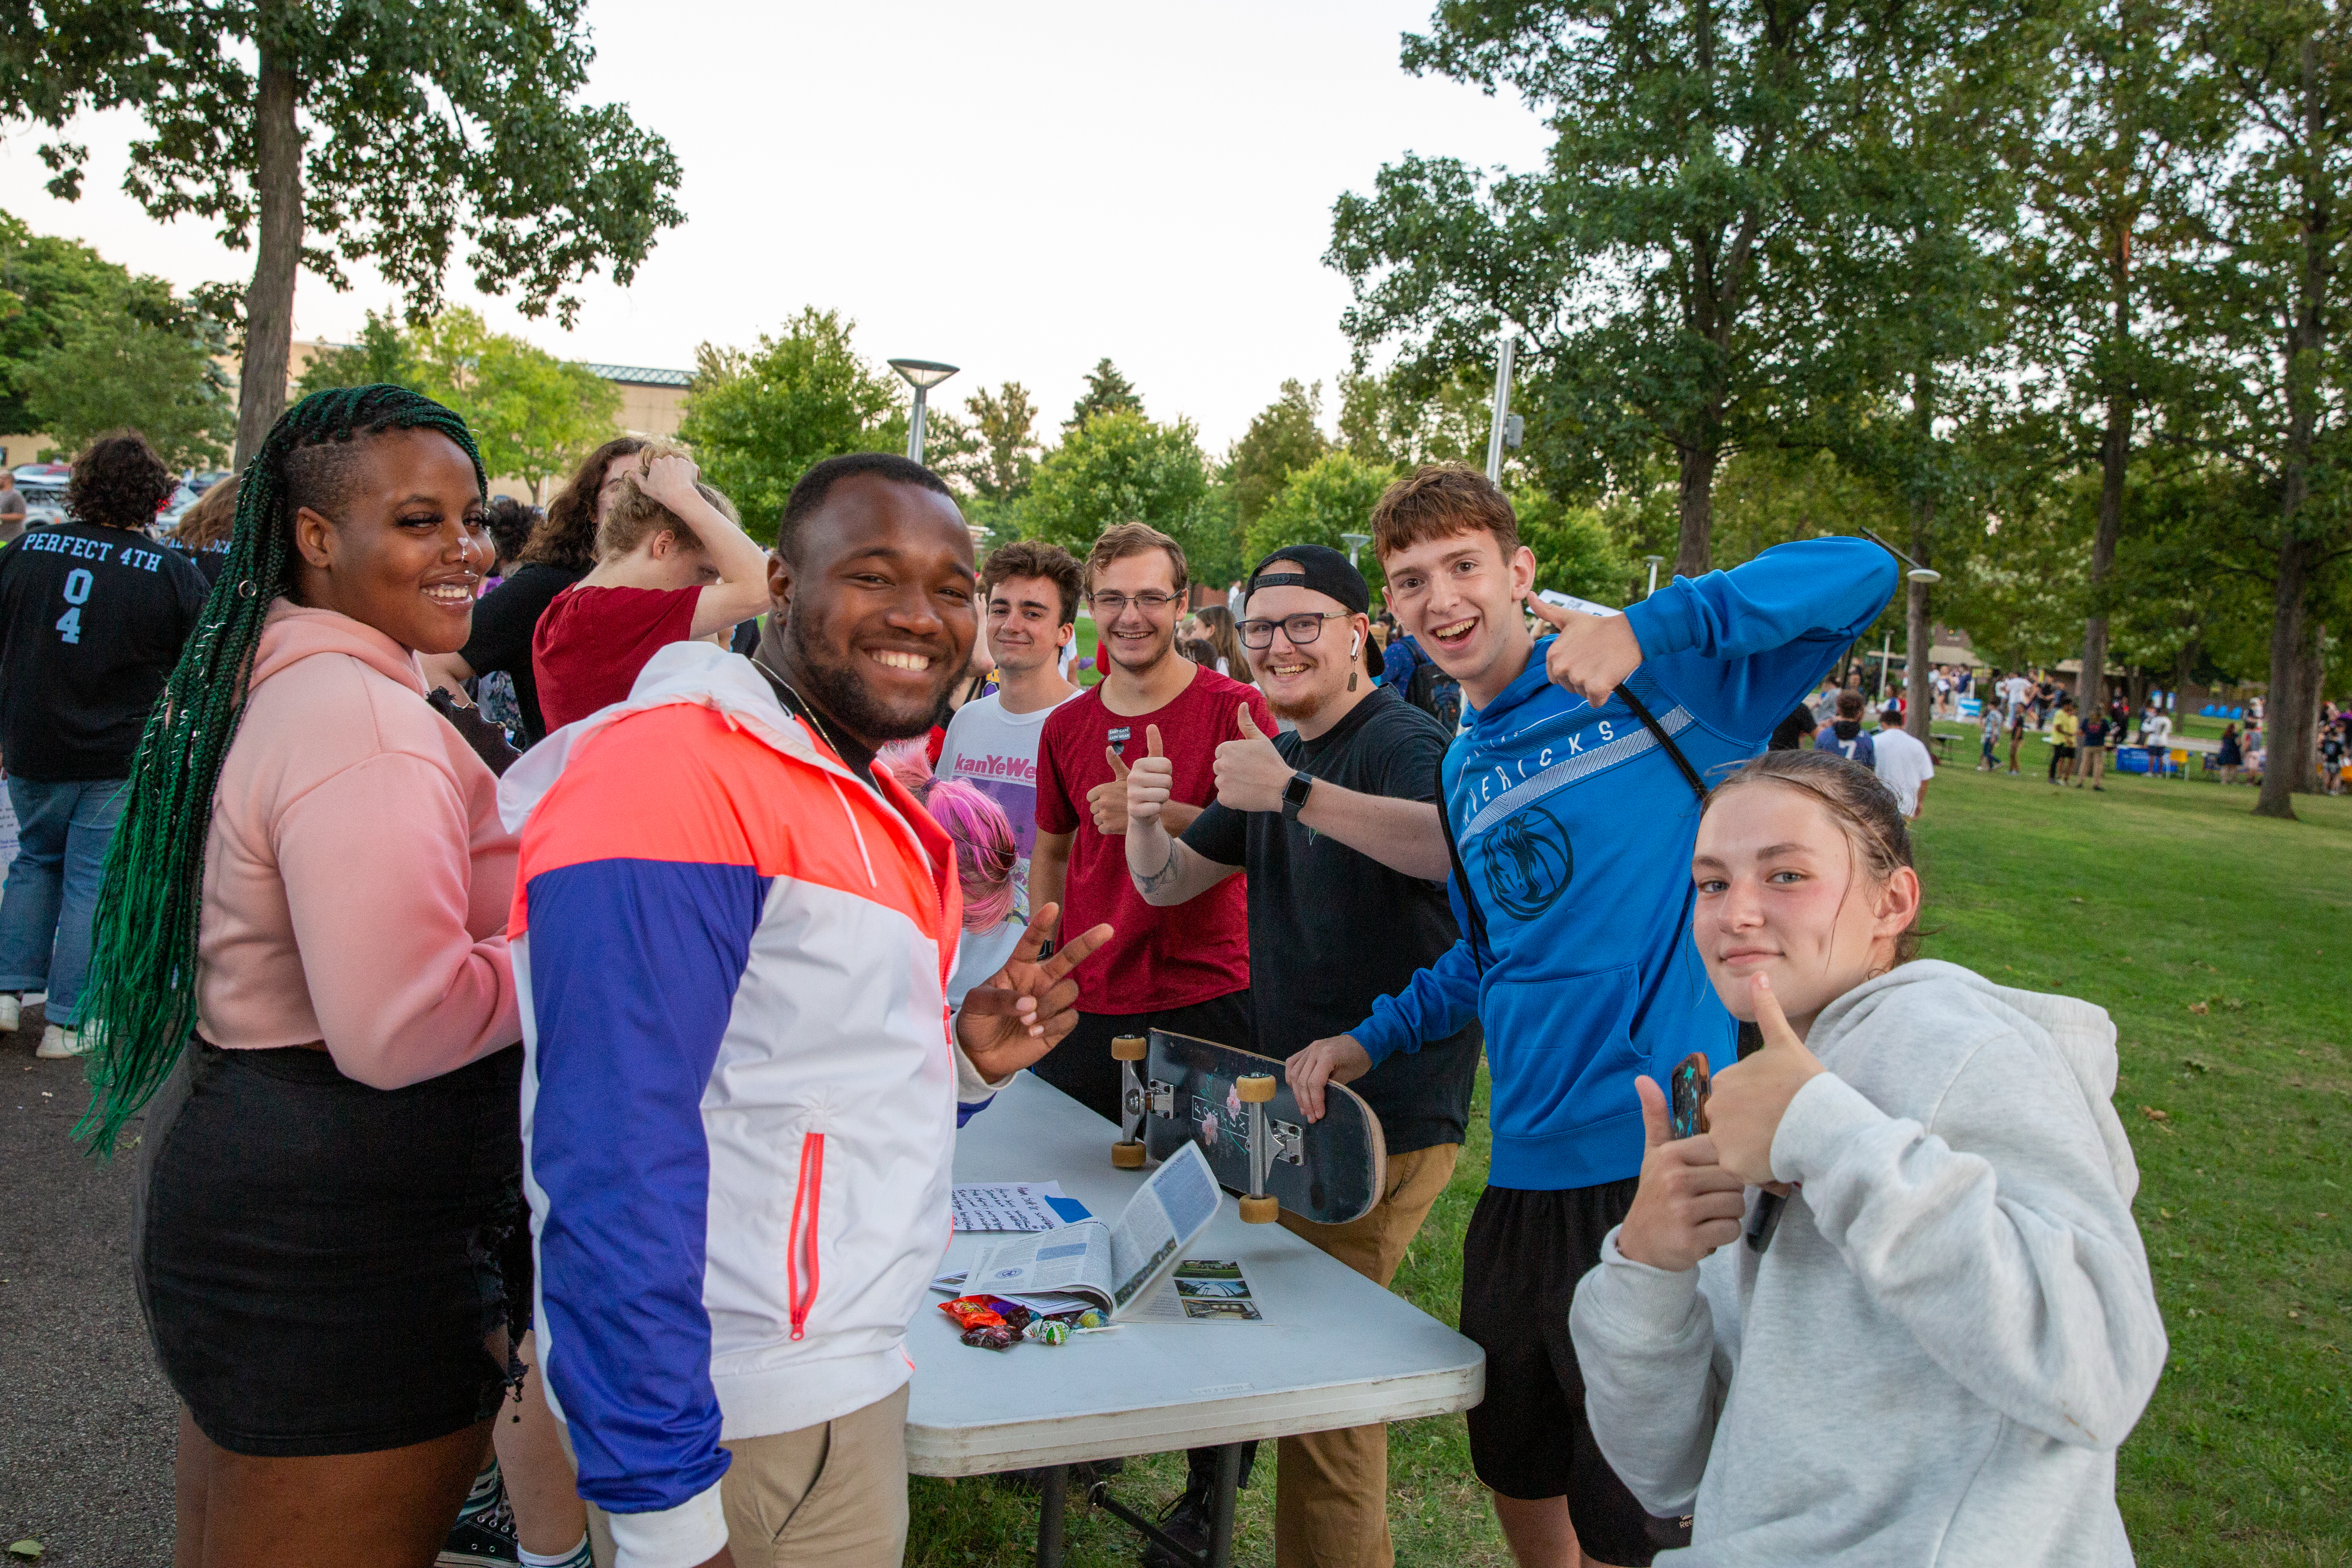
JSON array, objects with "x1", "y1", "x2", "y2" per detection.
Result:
[{"x1": 1669, "y1": 1052, "x2": 1712, "y2": 1140}]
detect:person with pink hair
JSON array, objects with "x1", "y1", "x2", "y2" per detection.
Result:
[{"x1": 884, "y1": 746, "x2": 1027, "y2": 1003}]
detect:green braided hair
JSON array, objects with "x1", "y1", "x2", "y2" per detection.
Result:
[{"x1": 74, "y1": 385, "x2": 488, "y2": 1155}]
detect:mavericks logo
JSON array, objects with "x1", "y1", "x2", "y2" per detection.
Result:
[{"x1": 1482, "y1": 805, "x2": 1571, "y2": 920}]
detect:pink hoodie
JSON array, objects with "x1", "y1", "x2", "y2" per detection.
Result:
[{"x1": 196, "y1": 599, "x2": 521, "y2": 1088}]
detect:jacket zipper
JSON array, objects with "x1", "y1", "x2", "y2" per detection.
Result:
[{"x1": 785, "y1": 1131, "x2": 825, "y2": 1341}]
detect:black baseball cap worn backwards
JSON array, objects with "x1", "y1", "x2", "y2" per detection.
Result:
[{"x1": 1245, "y1": 543, "x2": 1370, "y2": 616}]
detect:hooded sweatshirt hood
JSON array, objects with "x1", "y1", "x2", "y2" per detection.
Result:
[
  {"x1": 1571, "y1": 958, "x2": 2167, "y2": 1567},
  {"x1": 249, "y1": 597, "x2": 427, "y2": 697}
]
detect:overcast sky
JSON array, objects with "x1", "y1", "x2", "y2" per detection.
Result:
[{"x1": 0, "y1": 1, "x2": 1549, "y2": 453}]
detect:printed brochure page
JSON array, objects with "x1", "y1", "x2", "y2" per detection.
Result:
[{"x1": 968, "y1": 1143, "x2": 1220, "y2": 1319}]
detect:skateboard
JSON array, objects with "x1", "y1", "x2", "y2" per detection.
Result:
[{"x1": 1119, "y1": 1029, "x2": 1387, "y2": 1227}]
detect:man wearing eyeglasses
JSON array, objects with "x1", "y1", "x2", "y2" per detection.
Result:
[
  {"x1": 1120, "y1": 543, "x2": 1476, "y2": 1568},
  {"x1": 1031, "y1": 522, "x2": 1273, "y2": 1120}
]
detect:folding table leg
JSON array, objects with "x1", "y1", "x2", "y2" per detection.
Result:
[
  {"x1": 1206, "y1": 1442, "x2": 1243, "y2": 1568},
  {"x1": 1035, "y1": 1464, "x2": 1069, "y2": 1568}
]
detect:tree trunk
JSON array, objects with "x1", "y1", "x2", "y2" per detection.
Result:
[
  {"x1": 1906, "y1": 500, "x2": 1934, "y2": 740},
  {"x1": 2295, "y1": 617, "x2": 2326, "y2": 793},
  {"x1": 2079, "y1": 387, "x2": 2131, "y2": 739},
  {"x1": 1675, "y1": 443, "x2": 1716, "y2": 580},
  {"x1": 234, "y1": 34, "x2": 304, "y2": 468},
  {"x1": 2254, "y1": 536, "x2": 2309, "y2": 819}
]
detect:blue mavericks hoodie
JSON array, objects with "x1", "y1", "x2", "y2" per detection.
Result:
[{"x1": 1351, "y1": 536, "x2": 1898, "y2": 1191}]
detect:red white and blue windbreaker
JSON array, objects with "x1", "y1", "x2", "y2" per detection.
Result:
[{"x1": 500, "y1": 642, "x2": 1010, "y2": 1568}]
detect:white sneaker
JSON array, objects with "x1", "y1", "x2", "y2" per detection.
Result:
[
  {"x1": 36, "y1": 1023, "x2": 86, "y2": 1059},
  {"x1": 0, "y1": 993, "x2": 17, "y2": 1033}
]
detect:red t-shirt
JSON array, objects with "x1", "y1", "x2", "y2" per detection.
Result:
[
  {"x1": 531, "y1": 584, "x2": 699, "y2": 732},
  {"x1": 1034, "y1": 665, "x2": 1272, "y2": 1013}
]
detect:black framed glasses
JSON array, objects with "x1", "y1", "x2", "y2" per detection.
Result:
[
  {"x1": 1090, "y1": 590, "x2": 1183, "y2": 616},
  {"x1": 1239, "y1": 611, "x2": 1349, "y2": 650}
]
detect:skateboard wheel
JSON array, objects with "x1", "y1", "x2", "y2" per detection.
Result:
[
  {"x1": 1239, "y1": 1194, "x2": 1279, "y2": 1224},
  {"x1": 1111, "y1": 1034, "x2": 1148, "y2": 1061},
  {"x1": 1237, "y1": 1073, "x2": 1276, "y2": 1104},
  {"x1": 1112, "y1": 1141, "x2": 1145, "y2": 1169}
]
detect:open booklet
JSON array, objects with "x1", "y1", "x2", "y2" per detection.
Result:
[{"x1": 965, "y1": 1141, "x2": 1222, "y2": 1319}]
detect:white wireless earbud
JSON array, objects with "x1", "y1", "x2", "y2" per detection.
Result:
[{"x1": 1350, "y1": 633, "x2": 1362, "y2": 658}]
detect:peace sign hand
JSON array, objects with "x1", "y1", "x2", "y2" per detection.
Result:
[
  {"x1": 1527, "y1": 594, "x2": 1645, "y2": 708},
  {"x1": 1704, "y1": 973, "x2": 1826, "y2": 1187},
  {"x1": 955, "y1": 902, "x2": 1116, "y2": 1079}
]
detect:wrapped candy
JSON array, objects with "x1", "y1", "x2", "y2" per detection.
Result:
[
  {"x1": 941, "y1": 1295, "x2": 1007, "y2": 1332},
  {"x1": 1075, "y1": 1309, "x2": 1107, "y2": 1330},
  {"x1": 1025, "y1": 1318, "x2": 1071, "y2": 1346},
  {"x1": 961, "y1": 1323, "x2": 1018, "y2": 1351},
  {"x1": 986, "y1": 1299, "x2": 1035, "y2": 1333}
]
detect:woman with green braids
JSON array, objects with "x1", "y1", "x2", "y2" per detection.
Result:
[{"x1": 80, "y1": 387, "x2": 533, "y2": 1566}]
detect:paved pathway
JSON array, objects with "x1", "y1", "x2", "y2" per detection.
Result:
[{"x1": 0, "y1": 1001, "x2": 175, "y2": 1564}]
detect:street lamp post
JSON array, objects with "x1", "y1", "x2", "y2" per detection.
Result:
[
  {"x1": 1643, "y1": 555, "x2": 1664, "y2": 597},
  {"x1": 1484, "y1": 335, "x2": 1518, "y2": 483},
  {"x1": 888, "y1": 358, "x2": 960, "y2": 465},
  {"x1": 1341, "y1": 532, "x2": 1371, "y2": 569}
]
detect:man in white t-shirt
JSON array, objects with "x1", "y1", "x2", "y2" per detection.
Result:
[
  {"x1": 1872, "y1": 702, "x2": 1936, "y2": 819},
  {"x1": 2000, "y1": 669, "x2": 2033, "y2": 717},
  {"x1": 936, "y1": 541, "x2": 1085, "y2": 916}
]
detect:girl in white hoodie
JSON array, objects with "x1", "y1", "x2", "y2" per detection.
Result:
[{"x1": 1569, "y1": 747, "x2": 2167, "y2": 1567}]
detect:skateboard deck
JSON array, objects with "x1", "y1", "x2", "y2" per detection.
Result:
[{"x1": 1140, "y1": 1030, "x2": 1386, "y2": 1227}]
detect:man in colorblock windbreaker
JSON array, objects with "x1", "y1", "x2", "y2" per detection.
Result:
[{"x1": 502, "y1": 453, "x2": 1111, "y2": 1568}]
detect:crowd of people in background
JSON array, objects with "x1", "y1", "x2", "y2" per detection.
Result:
[{"x1": 0, "y1": 396, "x2": 2196, "y2": 1568}]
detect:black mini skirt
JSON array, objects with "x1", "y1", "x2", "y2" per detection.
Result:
[{"x1": 134, "y1": 1037, "x2": 526, "y2": 1458}]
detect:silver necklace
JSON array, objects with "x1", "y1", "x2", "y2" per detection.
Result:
[{"x1": 752, "y1": 654, "x2": 852, "y2": 762}]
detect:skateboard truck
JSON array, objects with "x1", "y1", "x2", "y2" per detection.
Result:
[
  {"x1": 1112, "y1": 1034, "x2": 1148, "y2": 1168},
  {"x1": 1237, "y1": 1074, "x2": 1279, "y2": 1223}
]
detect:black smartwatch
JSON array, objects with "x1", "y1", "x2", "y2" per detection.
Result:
[{"x1": 1281, "y1": 769, "x2": 1316, "y2": 822}]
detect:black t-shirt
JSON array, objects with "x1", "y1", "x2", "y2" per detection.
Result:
[
  {"x1": 1768, "y1": 705, "x2": 1817, "y2": 751},
  {"x1": 0, "y1": 522, "x2": 210, "y2": 779},
  {"x1": 1182, "y1": 685, "x2": 1481, "y2": 1156},
  {"x1": 171, "y1": 542, "x2": 231, "y2": 586},
  {"x1": 459, "y1": 562, "x2": 588, "y2": 744}
]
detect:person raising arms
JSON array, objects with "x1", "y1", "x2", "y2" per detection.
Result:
[
  {"x1": 1286, "y1": 464, "x2": 1894, "y2": 1568},
  {"x1": 1570, "y1": 748, "x2": 2164, "y2": 1565},
  {"x1": 78, "y1": 387, "x2": 529, "y2": 1568},
  {"x1": 530, "y1": 445, "x2": 767, "y2": 731}
]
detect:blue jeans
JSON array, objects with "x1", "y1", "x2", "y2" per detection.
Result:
[{"x1": 0, "y1": 776, "x2": 127, "y2": 1025}]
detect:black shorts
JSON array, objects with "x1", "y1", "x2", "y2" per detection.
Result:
[
  {"x1": 1030, "y1": 990, "x2": 1253, "y2": 1123},
  {"x1": 1460, "y1": 1182, "x2": 1691, "y2": 1566},
  {"x1": 134, "y1": 1038, "x2": 526, "y2": 1457}
]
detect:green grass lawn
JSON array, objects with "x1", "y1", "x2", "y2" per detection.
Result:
[{"x1": 910, "y1": 732, "x2": 2351, "y2": 1568}]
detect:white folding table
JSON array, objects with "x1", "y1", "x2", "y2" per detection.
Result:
[{"x1": 906, "y1": 1073, "x2": 1485, "y2": 1568}]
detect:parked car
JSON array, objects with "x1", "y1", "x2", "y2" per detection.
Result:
[
  {"x1": 12, "y1": 462, "x2": 70, "y2": 525},
  {"x1": 157, "y1": 471, "x2": 231, "y2": 532}
]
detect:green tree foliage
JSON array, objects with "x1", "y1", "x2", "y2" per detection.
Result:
[
  {"x1": 408, "y1": 309, "x2": 619, "y2": 500},
  {"x1": 1229, "y1": 379, "x2": 1330, "y2": 526},
  {"x1": 1245, "y1": 450, "x2": 1392, "y2": 589},
  {"x1": 0, "y1": 210, "x2": 232, "y2": 462},
  {"x1": 1336, "y1": 368, "x2": 1505, "y2": 474},
  {"x1": 20, "y1": 299, "x2": 234, "y2": 467},
  {"x1": 1329, "y1": 0, "x2": 2031, "y2": 577},
  {"x1": 1519, "y1": 491, "x2": 1637, "y2": 608},
  {"x1": 293, "y1": 309, "x2": 417, "y2": 399},
  {"x1": 677, "y1": 309, "x2": 908, "y2": 535},
  {"x1": 8, "y1": 0, "x2": 684, "y2": 463},
  {"x1": 949, "y1": 381, "x2": 1043, "y2": 501},
  {"x1": 1018, "y1": 408, "x2": 1213, "y2": 573},
  {"x1": 2164, "y1": 0, "x2": 2352, "y2": 813},
  {"x1": 1064, "y1": 358, "x2": 1143, "y2": 437}
]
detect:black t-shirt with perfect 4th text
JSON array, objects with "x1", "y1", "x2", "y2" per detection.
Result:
[
  {"x1": 1182, "y1": 684, "x2": 1481, "y2": 1156},
  {"x1": 0, "y1": 521, "x2": 210, "y2": 780},
  {"x1": 459, "y1": 561, "x2": 589, "y2": 744}
]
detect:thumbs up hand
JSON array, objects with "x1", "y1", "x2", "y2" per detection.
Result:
[
  {"x1": 1213, "y1": 703, "x2": 1292, "y2": 812},
  {"x1": 1527, "y1": 594, "x2": 1645, "y2": 708},
  {"x1": 1704, "y1": 973, "x2": 1826, "y2": 1187},
  {"x1": 1087, "y1": 744, "x2": 1133, "y2": 836},
  {"x1": 1615, "y1": 1070, "x2": 1750, "y2": 1272},
  {"x1": 1126, "y1": 725, "x2": 1174, "y2": 825}
]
